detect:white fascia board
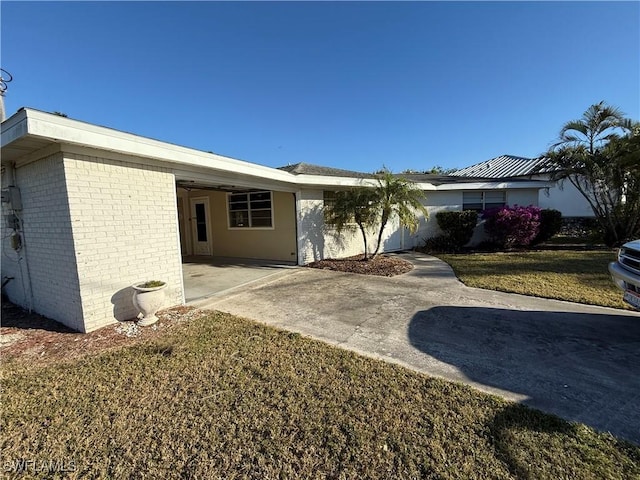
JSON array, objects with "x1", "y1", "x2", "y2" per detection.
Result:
[
  {"x1": 295, "y1": 178, "x2": 439, "y2": 190},
  {"x1": 0, "y1": 109, "x2": 28, "y2": 149},
  {"x1": 8, "y1": 109, "x2": 539, "y2": 192},
  {"x1": 10, "y1": 109, "x2": 401, "y2": 190},
  {"x1": 414, "y1": 182, "x2": 438, "y2": 191},
  {"x1": 22, "y1": 109, "x2": 298, "y2": 183},
  {"x1": 294, "y1": 175, "x2": 376, "y2": 188},
  {"x1": 435, "y1": 181, "x2": 551, "y2": 190},
  {"x1": 174, "y1": 168, "x2": 299, "y2": 193}
]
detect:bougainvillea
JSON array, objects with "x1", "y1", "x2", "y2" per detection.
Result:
[{"x1": 482, "y1": 205, "x2": 542, "y2": 248}]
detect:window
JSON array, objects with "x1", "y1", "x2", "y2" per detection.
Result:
[
  {"x1": 228, "y1": 191, "x2": 273, "y2": 228},
  {"x1": 462, "y1": 191, "x2": 506, "y2": 212},
  {"x1": 323, "y1": 190, "x2": 358, "y2": 226},
  {"x1": 323, "y1": 191, "x2": 337, "y2": 225},
  {"x1": 195, "y1": 203, "x2": 207, "y2": 241}
]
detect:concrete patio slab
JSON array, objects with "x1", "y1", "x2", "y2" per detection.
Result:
[
  {"x1": 182, "y1": 256, "x2": 297, "y2": 305},
  {"x1": 200, "y1": 252, "x2": 640, "y2": 444}
]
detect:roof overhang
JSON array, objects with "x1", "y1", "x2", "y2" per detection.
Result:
[
  {"x1": 433, "y1": 180, "x2": 551, "y2": 190},
  {"x1": 1, "y1": 108, "x2": 551, "y2": 192},
  {"x1": 0, "y1": 108, "x2": 371, "y2": 190}
]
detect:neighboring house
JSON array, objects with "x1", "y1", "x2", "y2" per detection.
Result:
[
  {"x1": 451, "y1": 154, "x2": 594, "y2": 218},
  {"x1": 1, "y1": 109, "x2": 550, "y2": 332}
]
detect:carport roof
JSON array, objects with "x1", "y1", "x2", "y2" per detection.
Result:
[{"x1": 1, "y1": 108, "x2": 550, "y2": 191}]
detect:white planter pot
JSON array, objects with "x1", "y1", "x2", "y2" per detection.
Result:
[{"x1": 132, "y1": 282, "x2": 167, "y2": 326}]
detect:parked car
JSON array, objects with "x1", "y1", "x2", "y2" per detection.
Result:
[{"x1": 609, "y1": 239, "x2": 640, "y2": 310}]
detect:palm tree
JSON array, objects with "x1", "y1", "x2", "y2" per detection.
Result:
[
  {"x1": 371, "y1": 171, "x2": 428, "y2": 258},
  {"x1": 554, "y1": 101, "x2": 627, "y2": 154},
  {"x1": 328, "y1": 187, "x2": 379, "y2": 260},
  {"x1": 545, "y1": 101, "x2": 638, "y2": 246}
]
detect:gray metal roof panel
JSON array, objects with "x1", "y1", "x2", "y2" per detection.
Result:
[{"x1": 451, "y1": 155, "x2": 557, "y2": 178}]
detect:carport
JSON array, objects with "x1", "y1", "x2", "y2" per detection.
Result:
[
  {"x1": 175, "y1": 180, "x2": 299, "y2": 304},
  {"x1": 182, "y1": 256, "x2": 296, "y2": 304}
]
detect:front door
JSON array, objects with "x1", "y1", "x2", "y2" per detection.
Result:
[{"x1": 190, "y1": 197, "x2": 212, "y2": 255}]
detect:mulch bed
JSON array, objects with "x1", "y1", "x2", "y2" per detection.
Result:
[
  {"x1": 0, "y1": 301, "x2": 207, "y2": 366},
  {"x1": 306, "y1": 254, "x2": 413, "y2": 277}
]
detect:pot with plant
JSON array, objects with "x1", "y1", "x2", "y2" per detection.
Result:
[{"x1": 132, "y1": 280, "x2": 167, "y2": 326}]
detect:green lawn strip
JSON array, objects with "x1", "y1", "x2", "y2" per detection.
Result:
[
  {"x1": 436, "y1": 250, "x2": 628, "y2": 309},
  {"x1": 2, "y1": 312, "x2": 638, "y2": 479}
]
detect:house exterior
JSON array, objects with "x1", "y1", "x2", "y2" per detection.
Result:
[
  {"x1": 1, "y1": 109, "x2": 549, "y2": 332},
  {"x1": 451, "y1": 154, "x2": 594, "y2": 218}
]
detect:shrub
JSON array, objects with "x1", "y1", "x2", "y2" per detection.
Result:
[
  {"x1": 421, "y1": 235, "x2": 454, "y2": 253},
  {"x1": 532, "y1": 209, "x2": 562, "y2": 245},
  {"x1": 435, "y1": 210, "x2": 478, "y2": 251},
  {"x1": 483, "y1": 205, "x2": 541, "y2": 248}
]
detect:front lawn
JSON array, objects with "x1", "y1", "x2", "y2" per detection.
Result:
[
  {"x1": 436, "y1": 250, "x2": 627, "y2": 309},
  {"x1": 2, "y1": 311, "x2": 638, "y2": 479}
]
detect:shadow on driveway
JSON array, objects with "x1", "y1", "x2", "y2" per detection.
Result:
[{"x1": 408, "y1": 306, "x2": 640, "y2": 444}]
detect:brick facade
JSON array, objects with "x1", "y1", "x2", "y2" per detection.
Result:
[
  {"x1": 1, "y1": 151, "x2": 184, "y2": 332},
  {"x1": 2, "y1": 152, "x2": 85, "y2": 330}
]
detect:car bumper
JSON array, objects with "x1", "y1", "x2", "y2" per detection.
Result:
[{"x1": 608, "y1": 261, "x2": 640, "y2": 291}]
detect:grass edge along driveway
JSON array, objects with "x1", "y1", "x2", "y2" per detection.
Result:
[
  {"x1": 435, "y1": 250, "x2": 628, "y2": 309},
  {"x1": 2, "y1": 311, "x2": 638, "y2": 479}
]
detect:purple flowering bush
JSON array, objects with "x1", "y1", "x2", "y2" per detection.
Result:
[{"x1": 482, "y1": 205, "x2": 542, "y2": 248}]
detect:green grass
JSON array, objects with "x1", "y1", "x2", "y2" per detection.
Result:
[
  {"x1": 2, "y1": 312, "x2": 638, "y2": 479},
  {"x1": 436, "y1": 250, "x2": 628, "y2": 309}
]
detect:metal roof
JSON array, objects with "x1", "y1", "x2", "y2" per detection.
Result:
[
  {"x1": 398, "y1": 173, "x2": 547, "y2": 186},
  {"x1": 450, "y1": 154, "x2": 557, "y2": 178}
]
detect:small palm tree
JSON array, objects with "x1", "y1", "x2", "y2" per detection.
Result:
[
  {"x1": 328, "y1": 187, "x2": 379, "y2": 260},
  {"x1": 371, "y1": 171, "x2": 427, "y2": 258}
]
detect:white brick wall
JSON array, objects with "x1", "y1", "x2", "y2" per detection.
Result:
[
  {"x1": 1, "y1": 151, "x2": 184, "y2": 332},
  {"x1": 64, "y1": 153, "x2": 184, "y2": 332},
  {"x1": 1, "y1": 153, "x2": 85, "y2": 330}
]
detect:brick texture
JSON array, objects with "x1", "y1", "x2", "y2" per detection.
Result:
[
  {"x1": 64, "y1": 153, "x2": 184, "y2": 332},
  {"x1": 1, "y1": 153, "x2": 85, "y2": 331}
]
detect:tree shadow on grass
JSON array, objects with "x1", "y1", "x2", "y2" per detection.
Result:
[
  {"x1": 408, "y1": 306, "x2": 640, "y2": 445},
  {"x1": 486, "y1": 402, "x2": 640, "y2": 479}
]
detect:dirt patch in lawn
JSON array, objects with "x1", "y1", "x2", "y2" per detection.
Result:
[
  {"x1": 307, "y1": 254, "x2": 413, "y2": 276},
  {"x1": 0, "y1": 301, "x2": 207, "y2": 367}
]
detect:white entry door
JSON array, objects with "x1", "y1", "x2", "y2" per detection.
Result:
[{"x1": 190, "y1": 197, "x2": 212, "y2": 255}]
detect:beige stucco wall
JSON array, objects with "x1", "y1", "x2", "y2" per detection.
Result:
[{"x1": 181, "y1": 189, "x2": 297, "y2": 262}]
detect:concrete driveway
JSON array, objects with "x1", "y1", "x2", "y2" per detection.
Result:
[{"x1": 200, "y1": 252, "x2": 640, "y2": 444}]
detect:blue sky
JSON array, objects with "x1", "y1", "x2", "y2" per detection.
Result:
[{"x1": 2, "y1": 1, "x2": 638, "y2": 173}]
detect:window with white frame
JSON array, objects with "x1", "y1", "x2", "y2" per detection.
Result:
[
  {"x1": 228, "y1": 191, "x2": 273, "y2": 228},
  {"x1": 462, "y1": 191, "x2": 506, "y2": 212}
]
